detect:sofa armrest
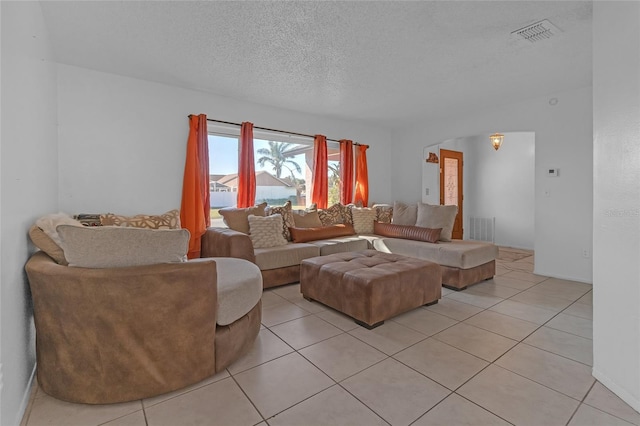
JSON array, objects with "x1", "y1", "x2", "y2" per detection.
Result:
[
  {"x1": 201, "y1": 227, "x2": 256, "y2": 263},
  {"x1": 25, "y1": 252, "x2": 218, "y2": 404}
]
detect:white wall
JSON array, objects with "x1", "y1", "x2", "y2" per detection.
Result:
[
  {"x1": 592, "y1": 1, "x2": 640, "y2": 412},
  {"x1": 0, "y1": 2, "x2": 59, "y2": 425},
  {"x1": 394, "y1": 86, "x2": 593, "y2": 283},
  {"x1": 423, "y1": 132, "x2": 535, "y2": 250},
  {"x1": 57, "y1": 65, "x2": 393, "y2": 215}
]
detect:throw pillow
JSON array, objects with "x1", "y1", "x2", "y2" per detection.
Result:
[
  {"x1": 100, "y1": 209, "x2": 181, "y2": 229},
  {"x1": 292, "y1": 210, "x2": 323, "y2": 228},
  {"x1": 267, "y1": 201, "x2": 295, "y2": 241},
  {"x1": 415, "y1": 203, "x2": 458, "y2": 241},
  {"x1": 29, "y1": 225, "x2": 69, "y2": 265},
  {"x1": 289, "y1": 224, "x2": 356, "y2": 243},
  {"x1": 374, "y1": 222, "x2": 442, "y2": 243},
  {"x1": 36, "y1": 213, "x2": 84, "y2": 246},
  {"x1": 318, "y1": 203, "x2": 349, "y2": 226},
  {"x1": 247, "y1": 214, "x2": 288, "y2": 249},
  {"x1": 373, "y1": 204, "x2": 393, "y2": 223},
  {"x1": 392, "y1": 202, "x2": 418, "y2": 226},
  {"x1": 56, "y1": 225, "x2": 189, "y2": 268},
  {"x1": 219, "y1": 202, "x2": 267, "y2": 234},
  {"x1": 342, "y1": 204, "x2": 354, "y2": 225},
  {"x1": 350, "y1": 207, "x2": 377, "y2": 234}
]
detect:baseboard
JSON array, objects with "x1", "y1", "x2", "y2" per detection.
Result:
[
  {"x1": 592, "y1": 367, "x2": 640, "y2": 413},
  {"x1": 15, "y1": 363, "x2": 37, "y2": 426},
  {"x1": 496, "y1": 244, "x2": 534, "y2": 251},
  {"x1": 531, "y1": 268, "x2": 593, "y2": 285}
]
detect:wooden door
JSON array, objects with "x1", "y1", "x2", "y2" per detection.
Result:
[{"x1": 440, "y1": 149, "x2": 463, "y2": 239}]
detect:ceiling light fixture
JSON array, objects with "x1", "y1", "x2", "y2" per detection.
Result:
[{"x1": 490, "y1": 133, "x2": 504, "y2": 151}]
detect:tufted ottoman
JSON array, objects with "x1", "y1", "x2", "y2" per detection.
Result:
[{"x1": 300, "y1": 250, "x2": 441, "y2": 329}]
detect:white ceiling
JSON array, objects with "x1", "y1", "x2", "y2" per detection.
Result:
[{"x1": 40, "y1": 1, "x2": 593, "y2": 129}]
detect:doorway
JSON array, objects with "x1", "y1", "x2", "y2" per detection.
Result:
[{"x1": 440, "y1": 149, "x2": 463, "y2": 239}]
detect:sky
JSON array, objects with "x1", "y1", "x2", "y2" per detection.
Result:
[{"x1": 209, "y1": 134, "x2": 337, "y2": 180}]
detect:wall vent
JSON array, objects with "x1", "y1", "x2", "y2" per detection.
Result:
[
  {"x1": 512, "y1": 19, "x2": 561, "y2": 43},
  {"x1": 469, "y1": 217, "x2": 495, "y2": 243}
]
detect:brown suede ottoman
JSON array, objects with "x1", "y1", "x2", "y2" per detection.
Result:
[{"x1": 300, "y1": 250, "x2": 442, "y2": 329}]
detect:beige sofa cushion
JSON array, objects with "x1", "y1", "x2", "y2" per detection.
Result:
[
  {"x1": 219, "y1": 202, "x2": 267, "y2": 234},
  {"x1": 57, "y1": 225, "x2": 189, "y2": 268},
  {"x1": 309, "y1": 236, "x2": 369, "y2": 256},
  {"x1": 248, "y1": 214, "x2": 288, "y2": 248},
  {"x1": 210, "y1": 257, "x2": 263, "y2": 326},
  {"x1": 266, "y1": 201, "x2": 295, "y2": 241},
  {"x1": 373, "y1": 238, "x2": 498, "y2": 269},
  {"x1": 416, "y1": 203, "x2": 458, "y2": 242},
  {"x1": 253, "y1": 243, "x2": 320, "y2": 271},
  {"x1": 292, "y1": 210, "x2": 323, "y2": 228},
  {"x1": 351, "y1": 207, "x2": 377, "y2": 234},
  {"x1": 392, "y1": 202, "x2": 417, "y2": 225}
]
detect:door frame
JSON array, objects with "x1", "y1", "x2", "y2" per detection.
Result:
[{"x1": 439, "y1": 148, "x2": 464, "y2": 239}]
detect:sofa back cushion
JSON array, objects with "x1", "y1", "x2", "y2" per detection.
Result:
[
  {"x1": 415, "y1": 203, "x2": 458, "y2": 241},
  {"x1": 374, "y1": 222, "x2": 442, "y2": 244},
  {"x1": 289, "y1": 224, "x2": 356, "y2": 243},
  {"x1": 292, "y1": 210, "x2": 323, "y2": 228},
  {"x1": 392, "y1": 202, "x2": 417, "y2": 226},
  {"x1": 57, "y1": 225, "x2": 189, "y2": 268},
  {"x1": 247, "y1": 214, "x2": 288, "y2": 249},
  {"x1": 219, "y1": 202, "x2": 267, "y2": 234}
]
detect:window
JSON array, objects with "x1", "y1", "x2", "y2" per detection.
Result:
[{"x1": 208, "y1": 126, "x2": 340, "y2": 226}]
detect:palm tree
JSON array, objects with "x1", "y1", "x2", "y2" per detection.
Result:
[
  {"x1": 328, "y1": 162, "x2": 341, "y2": 205},
  {"x1": 328, "y1": 162, "x2": 340, "y2": 185},
  {"x1": 256, "y1": 141, "x2": 301, "y2": 178}
]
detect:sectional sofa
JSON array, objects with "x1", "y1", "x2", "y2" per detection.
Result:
[{"x1": 202, "y1": 202, "x2": 498, "y2": 290}]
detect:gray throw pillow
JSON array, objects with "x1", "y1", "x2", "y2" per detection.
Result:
[
  {"x1": 392, "y1": 202, "x2": 418, "y2": 226},
  {"x1": 415, "y1": 203, "x2": 458, "y2": 241}
]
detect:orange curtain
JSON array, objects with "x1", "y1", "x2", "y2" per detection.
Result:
[
  {"x1": 354, "y1": 144, "x2": 369, "y2": 207},
  {"x1": 237, "y1": 122, "x2": 256, "y2": 208},
  {"x1": 311, "y1": 135, "x2": 328, "y2": 209},
  {"x1": 339, "y1": 139, "x2": 354, "y2": 205},
  {"x1": 180, "y1": 114, "x2": 209, "y2": 259}
]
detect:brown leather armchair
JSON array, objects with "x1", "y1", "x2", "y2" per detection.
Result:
[{"x1": 25, "y1": 252, "x2": 260, "y2": 404}]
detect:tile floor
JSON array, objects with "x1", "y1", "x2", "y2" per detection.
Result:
[{"x1": 21, "y1": 248, "x2": 640, "y2": 426}]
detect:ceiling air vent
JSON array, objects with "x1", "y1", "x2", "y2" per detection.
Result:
[{"x1": 512, "y1": 19, "x2": 561, "y2": 43}]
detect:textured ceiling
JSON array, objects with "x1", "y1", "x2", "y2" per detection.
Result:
[{"x1": 40, "y1": 1, "x2": 592, "y2": 129}]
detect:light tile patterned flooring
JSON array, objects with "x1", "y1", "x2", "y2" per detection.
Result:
[{"x1": 21, "y1": 248, "x2": 640, "y2": 426}]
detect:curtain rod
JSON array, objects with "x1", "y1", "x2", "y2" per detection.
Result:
[{"x1": 189, "y1": 115, "x2": 368, "y2": 147}]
